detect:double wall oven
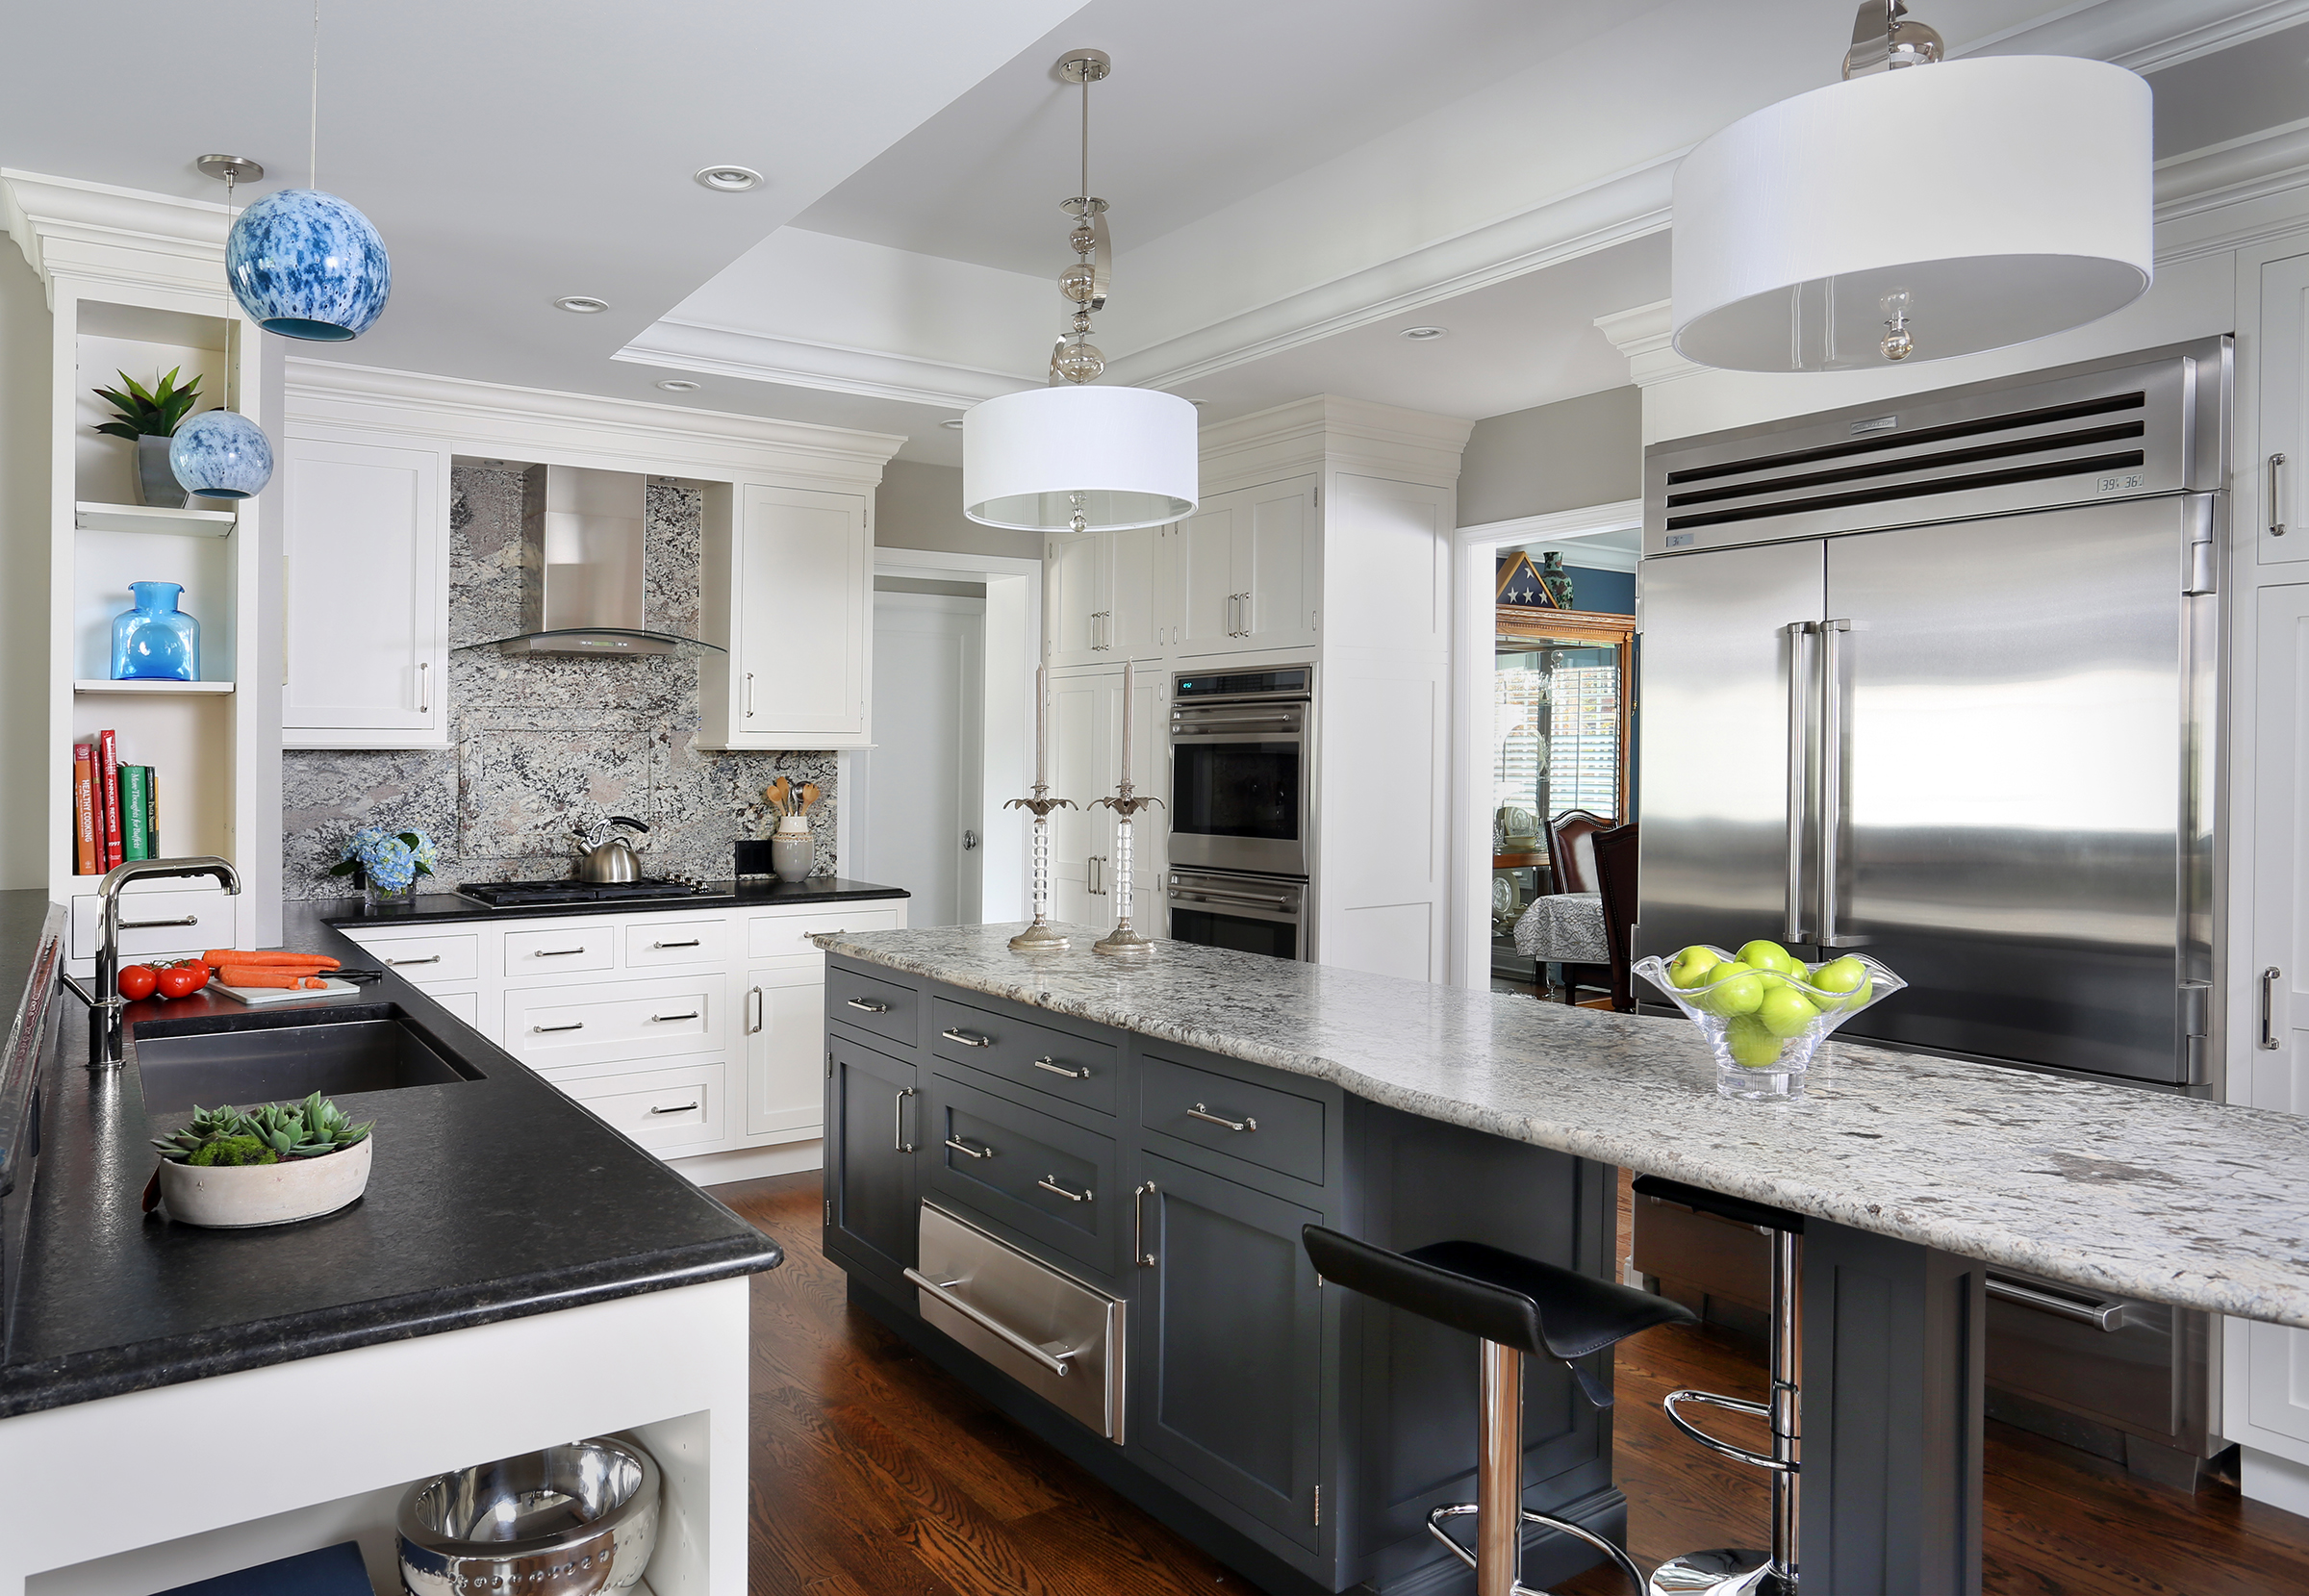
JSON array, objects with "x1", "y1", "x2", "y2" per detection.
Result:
[{"x1": 1165, "y1": 666, "x2": 1313, "y2": 961}]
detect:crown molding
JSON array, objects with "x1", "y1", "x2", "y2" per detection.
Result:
[
  {"x1": 0, "y1": 167, "x2": 231, "y2": 307},
  {"x1": 614, "y1": 317, "x2": 1035, "y2": 411},
  {"x1": 284, "y1": 357, "x2": 905, "y2": 487},
  {"x1": 1591, "y1": 300, "x2": 1697, "y2": 390},
  {"x1": 1198, "y1": 394, "x2": 1474, "y2": 494},
  {"x1": 1954, "y1": 0, "x2": 2309, "y2": 74}
]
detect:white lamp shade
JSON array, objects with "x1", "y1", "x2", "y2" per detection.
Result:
[
  {"x1": 1671, "y1": 56, "x2": 2153, "y2": 372},
  {"x1": 963, "y1": 385, "x2": 1199, "y2": 531}
]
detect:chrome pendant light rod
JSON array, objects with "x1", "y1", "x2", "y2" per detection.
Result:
[{"x1": 310, "y1": 0, "x2": 321, "y2": 189}]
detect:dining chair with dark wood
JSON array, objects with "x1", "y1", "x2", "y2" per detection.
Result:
[
  {"x1": 1590, "y1": 822, "x2": 1640, "y2": 1013},
  {"x1": 1546, "y1": 809, "x2": 1616, "y2": 1004}
]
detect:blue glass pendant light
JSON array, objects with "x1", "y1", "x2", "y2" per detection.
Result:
[
  {"x1": 222, "y1": 1, "x2": 390, "y2": 342},
  {"x1": 170, "y1": 408, "x2": 274, "y2": 498}
]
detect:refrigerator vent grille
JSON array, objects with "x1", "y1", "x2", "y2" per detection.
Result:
[{"x1": 1662, "y1": 392, "x2": 2148, "y2": 532}]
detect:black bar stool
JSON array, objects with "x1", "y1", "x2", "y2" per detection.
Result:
[
  {"x1": 1631, "y1": 1176, "x2": 1806, "y2": 1596},
  {"x1": 1303, "y1": 1225, "x2": 1695, "y2": 1596}
]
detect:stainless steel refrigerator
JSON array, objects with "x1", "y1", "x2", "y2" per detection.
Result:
[
  {"x1": 1633, "y1": 339, "x2": 2233, "y2": 1483},
  {"x1": 1637, "y1": 338, "x2": 2227, "y2": 1089}
]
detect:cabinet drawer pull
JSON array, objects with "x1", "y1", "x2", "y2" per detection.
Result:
[
  {"x1": 384, "y1": 953, "x2": 443, "y2": 966},
  {"x1": 1134, "y1": 1180, "x2": 1157, "y2": 1267},
  {"x1": 894, "y1": 1086, "x2": 916, "y2": 1153},
  {"x1": 647, "y1": 1102, "x2": 700, "y2": 1116},
  {"x1": 807, "y1": 928, "x2": 847, "y2": 941},
  {"x1": 1037, "y1": 1175, "x2": 1092, "y2": 1203},
  {"x1": 745, "y1": 671, "x2": 756, "y2": 717},
  {"x1": 748, "y1": 985, "x2": 764, "y2": 1034},
  {"x1": 2264, "y1": 967, "x2": 2283, "y2": 1050},
  {"x1": 941, "y1": 1026, "x2": 992, "y2": 1049},
  {"x1": 651, "y1": 937, "x2": 701, "y2": 950},
  {"x1": 120, "y1": 915, "x2": 200, "y2": 930},
  {"x1": 2273, "y1": 453, "x2": 2289, "y2": 537},
  {"x1": 944, "y1": 1135, "x2": 993, "y2": 1160},
  {"x1": 418, "y1": 658, "x2": 431, "y2": 714},
  {"x1": 649, "y1": 1011, "x2": 700, "y2": 1024},
  {"x1": 903, "y1": 1269, "x2": 1077, "y2": 1377},
  {"x1": 1986, "y1": 1274, "x2": 2126, "y2": 1331},
  {"x1": 1032, "y1": 1055, "x2": 1090, "y2": 1079},
  {"x1": 1186, "y1": 1102, "x2": 1256, "y2": 1132},
  {"x1": 531, "y1": 1022, "x2": 585, "y2": 1034},
  {"x1": 847, "y1": 997, "x2": 892, "y2": 1014},
  {"x1": 533, "y1": 947, "x2": 589, "y2": 957}
]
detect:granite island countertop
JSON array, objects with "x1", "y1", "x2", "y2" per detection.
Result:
[
  {"x1": 817, "y1": 924, "x2": 2309, "y2": 1330},
  {"x1": 0, "y1": 898, "x2": 783, "y2": 1420}
]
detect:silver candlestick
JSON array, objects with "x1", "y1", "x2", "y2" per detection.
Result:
[
  {"x1": 1093, "y1": 780, "x2": 1163, "y2": 958},
  {"x1": 1004, "y1": 786, "x2": 1076, "y2": 951}
]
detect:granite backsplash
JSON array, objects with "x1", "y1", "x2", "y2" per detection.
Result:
[{"x1": 281, "y1": 465, "x2": 834, "y2": 899}]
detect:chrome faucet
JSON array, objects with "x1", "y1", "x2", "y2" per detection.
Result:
[{"x1": 62, "y1": 856, "x2": 241, "y2": 1066}]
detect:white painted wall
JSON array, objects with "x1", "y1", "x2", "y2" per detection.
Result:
[
  {"x1": 876, "y1": 459, "x2": 1043, "y2": 563},
  {"x1": 0, "y1": 234, "x2": 48, "y2": 892}
]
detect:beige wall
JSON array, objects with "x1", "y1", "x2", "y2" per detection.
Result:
[
  {"x1": 0, "y1": 237, "x2": 49, "y2": 891},
  {"x1": 875, "y1": 458, "x2": 1043, "y2": 562},
  {"x1": 1457, "y1": 385, "x2": 1641, "y2": 527}
]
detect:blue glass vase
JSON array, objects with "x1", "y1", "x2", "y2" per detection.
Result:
[{"x1": 111, "y1": 581, "x2": 199, "y2": 682}]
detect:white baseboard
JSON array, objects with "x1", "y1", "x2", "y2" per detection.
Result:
[
  {"x1": 2243, "y1": 1447, "x2": 2309, "y2": 1514},
  {"x1": 669, "y1": 1138, "x2": 823, "y2": 1186}
]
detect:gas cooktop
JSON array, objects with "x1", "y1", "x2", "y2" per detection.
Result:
[{"x1": 456, "y1": 877, "x2": 708, "y2": 908}]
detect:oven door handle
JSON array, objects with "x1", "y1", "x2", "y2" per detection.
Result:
[
  {"x1": 1169, "y1": 887, "x2": 1296, "y2": 909},
  {"x1": 1170, "y1": 712, "x2": 1306, "y2": 728}
]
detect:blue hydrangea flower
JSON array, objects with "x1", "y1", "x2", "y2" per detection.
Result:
[{"x1": 333, "y1": 824, "x2": 436, "y2": 893}]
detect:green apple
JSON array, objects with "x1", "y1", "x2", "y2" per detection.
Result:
[
  {"x1": 1736, "y1": 940, "x2": 1799, "y2": 975},
  {"x1": 1697, "y1": 963, "x2": 1764, "y2": 1017},
  {"x1": 1759, "y1": 985, "x2": 1821, "y2": 1038},
  {"x1": 1667, "y1": 946, "x2": 1721, "y2": 989},
  {"x1": 1810, "y1": 956, "x2": 1872, "y2": 1011},
  {"x1": 1725, "y1": 1013, "x2": 1785, "y2": 1068}
]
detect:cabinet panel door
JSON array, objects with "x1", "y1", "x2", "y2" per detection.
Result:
[
  {"x1": 282, "y1": 436, "x2": 444, "y2": 741},
  {"x1": 1175, "y1": 501, "x2": 1242, "y2": 655},
  {"x1": 747, "y1": 965, "x2": 825, "y2": 1139},
  {"x1": 1108, "y1": 524, "x2": 1163, "y2": 657},
  {"x1": 1049, "y1": 671, "x2": 1111, "y2": 913},
  {"x1": 2262, "y1": 253, "x2": 2309, "y2": 568},
  {"x1": 1241, "y1": 477, "x2": 1318, "y2": 650},
  {"x1": 1132, "y1": 1152, "x2": 1324, "y2": 1548},
  {"x1": 735, "y1": 484, "x2": 871, "y2": 746},
  {"x1": 1046, "y1": 530, "x2": 1107, "y2": 666},
  {"x1": 825, "y1": 1032, "x2": 918, "y2": 1292}
]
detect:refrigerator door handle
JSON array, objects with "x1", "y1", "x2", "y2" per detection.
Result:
[
  {"x1": 1818, "y1": 619, "x2": 1866, "y2": 948},
  {"x1": 1782, "y1": 621, "x2": 1818, "y2": 944}
]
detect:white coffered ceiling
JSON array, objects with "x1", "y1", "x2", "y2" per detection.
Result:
[{"x1": 5, "y1": 0, "x2": 2305, "y2": 465}]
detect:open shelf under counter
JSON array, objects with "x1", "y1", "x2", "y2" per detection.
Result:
[
  {"x1": 73, "y1": 501, "x2": 238, "y2": 538},
  {"x1": 72, "y1": 679, "x2": 234, "y2": 696}
]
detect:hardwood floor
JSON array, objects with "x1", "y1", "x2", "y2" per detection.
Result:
[{"x1": 719, "y1": 1172, "x2": 2309, "y2": 1596}]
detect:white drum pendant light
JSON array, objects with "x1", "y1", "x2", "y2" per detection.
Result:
[
  {"x1": 964, "y1": 50, "x2": 1197, "y2": 533},
  {"x1": 1671, "y1": 0, "x2": 2153, "y2": 372}
]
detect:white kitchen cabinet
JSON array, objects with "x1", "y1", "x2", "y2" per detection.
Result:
[
  {"x1": 743, "y1": 964, "x2": 825, "y2": 1140},
  {"x1": 1172, "y1": 475, "x2": 1318, "y2": 656},
  {"x1": 1047, "y1": 663, "x2": 1165, "y2": 933},
  {"x1": 2262, "y1": 253, "x2": 2309, "y2": 569},
  {"x1": 1046, "y1": 523, "x2": 1165, "y2": 666},
  {"x1": 700, "y1": 482, "x2": 873, "y2": 748},
  {"x1": 280, "y1": 435, "x2": 449, "y2": 748}
]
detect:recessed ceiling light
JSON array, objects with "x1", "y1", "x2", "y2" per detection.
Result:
[
  {"x1": 1400, "y1": 325, "x2": 1448, "y2": 341},
  {"x1": 655, "y1": 378, "x2": 701, "y2": 393},
  {"x1": 555, "y1": 295, "x2": 609, "y2": 314},
  {"x1": 695, "y1": 165, "x2": 763, "y2": 192},
  {"x1": 940, "y1": 418, "x2": 966, "y2": 429}
]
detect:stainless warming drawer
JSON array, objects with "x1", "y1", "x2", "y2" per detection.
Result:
[{"x1": 907, "y1": 1203, "x2": 1126, "y2": 1441}]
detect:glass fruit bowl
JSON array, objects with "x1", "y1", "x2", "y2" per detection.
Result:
[{"x1": 1632, "y1": 944, "x2": 1907, "y2": 1102}]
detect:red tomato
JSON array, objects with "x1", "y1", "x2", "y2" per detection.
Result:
[
  {"x1": 155, "y1": 965, "x2": 202, "y2": 1001},
  {"x1": 117, "y1": 965, "x2": 158, "y2": 1001},
  {"x1": 185, "y1": 962, "x2": 211, "y2": 991}
]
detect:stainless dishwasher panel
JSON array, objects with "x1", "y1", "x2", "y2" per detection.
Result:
[{"x1": 910, "y1": 1203, "x2": 1126, "y2": 1441}]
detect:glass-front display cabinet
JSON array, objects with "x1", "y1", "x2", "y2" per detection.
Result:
[{"x1": 1491, "y1": 604, "x2": 1636, "y2": 983}]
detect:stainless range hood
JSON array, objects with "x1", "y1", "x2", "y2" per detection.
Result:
[{"x1": 459, "y1": 463, "x2": 723, "y2": 658}]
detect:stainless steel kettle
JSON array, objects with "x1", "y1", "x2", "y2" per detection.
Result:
[{"x1": 574, "y1": 816, "x2": 649, "y2": 882}]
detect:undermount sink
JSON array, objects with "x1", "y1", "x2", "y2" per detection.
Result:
[{"x1": 133, "y1": 1004, "x2": 484, "y2": 1115}]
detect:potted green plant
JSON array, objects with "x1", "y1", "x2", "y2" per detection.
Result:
[
  {"x1": 91, "y1": 367, "x2": 205, "y2": 509},
  {"x1": 148, "y1": 1091, "x2": 376, "y2": 1227}
]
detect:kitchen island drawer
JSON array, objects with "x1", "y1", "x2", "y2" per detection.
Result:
[
  {"x1": 1141, "y1": 1051, "x2": 1326, "y2": 1186},
  {"x1": 827, "y1": 963, "x2": 920, "y2": 1050},
  {"x1": 924, "y1": 1071, "x2": 1121, "y2": 1279},
  {"x1": 750, "y1": 906, "x2": 901, "y2": 962},
  {"x1": 624, "y1": 918, "x2": 730, "y2": 969},
  {"x1": 68, "y1": 884, "x2": 230, "y2": 962},
  {"x1": 506, "y1": 975, "x2": 721, "y2": 1068},
  {"x1": 363, "y1": 932, "x2": 481, "y2": 985},
  {"x1": 504, "y1": 924, "x2": 615, "y2": 975},
  {"x1": 551, "y1": 1059, "x2": 726, "y2": 1152},
  {"x1": 930, "y1": 997, "x2": 1118, "y2": 1116}
]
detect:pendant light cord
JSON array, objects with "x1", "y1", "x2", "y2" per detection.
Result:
[{"x1": 309, "y1": 0, "x2": 320, "y2": 190}]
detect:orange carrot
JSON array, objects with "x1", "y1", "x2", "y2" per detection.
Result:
[
  {"x1": 204, "y1": 950, "x2": 340, "y2": 971},
  {"x1": 218, "y1": 967, "x2": 329, "y2": 990}
]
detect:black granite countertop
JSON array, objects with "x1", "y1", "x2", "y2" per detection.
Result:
[
  {"x1": 0, "y1": 899, "x2": 784, "y2": 1419},
  {"x1": 311, "y1": 875, "x2": 908, "y2": 929}
]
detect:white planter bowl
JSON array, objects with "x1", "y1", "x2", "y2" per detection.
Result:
[{"x1": 156, "y1": 1136, "x2": 373, "y2": 1228}]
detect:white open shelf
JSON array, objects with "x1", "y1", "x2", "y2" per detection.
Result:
[
  {"x1": 74, "y1": 501, "x2": 237, "y2": 537},
  {"x1": 72, "y1": 679, "x2": 234, "y2": 696}
]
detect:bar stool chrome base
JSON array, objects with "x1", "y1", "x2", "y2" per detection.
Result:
[
  {"x1": 1648, "y1": 1548, "x2": 1781, "y2": 1594},
  {"x1": 1430, "y1": 1500, "x2": 1646, "y2": 1596}
]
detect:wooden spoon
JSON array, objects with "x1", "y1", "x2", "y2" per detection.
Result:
[
  {"x1": 799, "y1": 781, "x2": 821, "y2": 814},
  {"x1": 765, "y1": 777, "x2": 791, "y2": 814}
]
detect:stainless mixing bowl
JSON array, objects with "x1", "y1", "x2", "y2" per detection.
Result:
[{"x1": 396, "y1": 1435, "x2": 660, "y2": 1596}]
